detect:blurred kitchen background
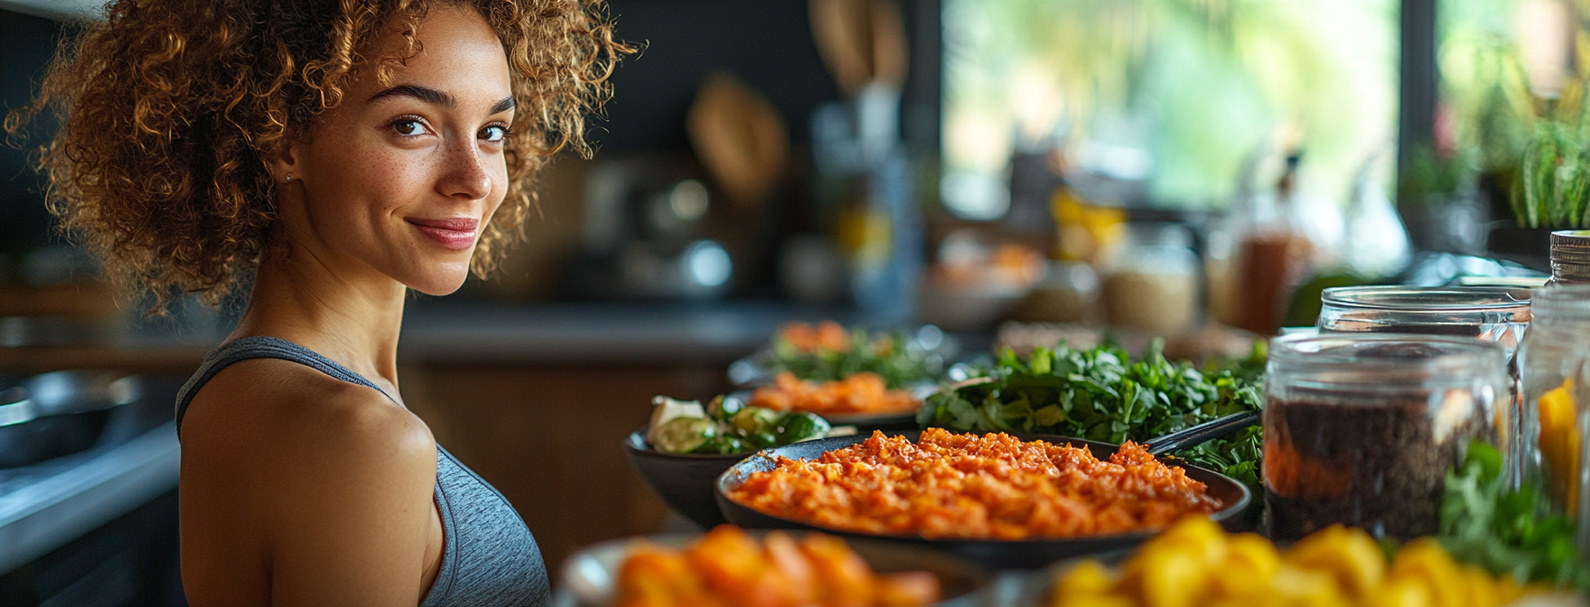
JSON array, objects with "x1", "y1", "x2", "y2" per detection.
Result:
[{"x1": 0, "y1": 0, "x2": 1581, "y2": 603}]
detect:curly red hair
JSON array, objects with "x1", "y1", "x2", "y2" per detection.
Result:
[{"x1": 6, "y1": 0, "x2": 631, "y2": 309}]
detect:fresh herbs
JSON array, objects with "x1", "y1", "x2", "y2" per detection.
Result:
[
  {"x1": 1438, "y1": 442, "x2": 1590, "y2": 591},
  {"x1": 916, "y1": 340, "x2": 1264, "y2": 488},
  {"x1": 766, "y1": 323, "x2": 946, "y2": 389}
]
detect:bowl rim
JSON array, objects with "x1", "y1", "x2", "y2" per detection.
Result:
[{"x1": 713, "y1": 429, "x2": 1253, "y2": 545}]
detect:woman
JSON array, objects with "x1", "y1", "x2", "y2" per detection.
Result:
[{"x1": 9, "y1": 0, "x2": 629, "y2": 604}]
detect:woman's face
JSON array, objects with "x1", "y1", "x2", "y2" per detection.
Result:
[{"x1": 276, "y1": 5, "x2": 513, "y2": 296}]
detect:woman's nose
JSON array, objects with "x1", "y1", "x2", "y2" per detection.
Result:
[{"x1": 436, "y1": 139, "x2": 493, "y2": 200}]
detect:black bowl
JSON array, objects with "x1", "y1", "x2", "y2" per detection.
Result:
[
  {"x1": 557, "y1": 531, "x2": 993, "y2": 607},
  {"x1": 714, "y1": 430, "x2": 1252, "y2": 570},
  {"x1": 623, "y1": 431, "x2": 754, "y2": 529}
]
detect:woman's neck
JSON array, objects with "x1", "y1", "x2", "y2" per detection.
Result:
[{"x1": 230, "y1": 242, "x2": 408, "y2": 393}]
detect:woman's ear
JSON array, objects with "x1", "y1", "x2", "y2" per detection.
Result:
[{"x1": 269, "y1": 142, "x2": 302, "y2": 184}]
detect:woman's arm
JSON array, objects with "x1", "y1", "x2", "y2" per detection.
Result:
[{"x1": 261, "y1": 391, "x2": 439, "y2": 606}]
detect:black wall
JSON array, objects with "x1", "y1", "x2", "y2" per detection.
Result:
[
  {"x1": 0, "y1": 9, "x2": 65, "y2": 256},
  {"x1": 595, "y1": 0, "x2": 844, "y2": 153}
]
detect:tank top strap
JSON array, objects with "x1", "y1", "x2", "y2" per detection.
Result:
[{"x1": 174, "y1": 336, "x2": 396, "y2": 436}]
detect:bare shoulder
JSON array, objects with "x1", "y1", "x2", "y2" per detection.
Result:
[
  {"x1": 180, "y1": 358, "x2": 440, "y2": 605},
  {"x1": 182, "y1": 357, "x2": 438, "y2": 520},
  {"x1": 183, "y1": 357, "x2": 435, "y2": 473}
]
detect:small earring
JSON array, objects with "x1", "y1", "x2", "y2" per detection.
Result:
[{"x1": 283, "y1": 172, "x2": 293, "y2": 183}]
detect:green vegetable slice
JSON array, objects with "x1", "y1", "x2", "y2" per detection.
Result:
[
  {"x1": 652, "y1": 417, "x2": 716, "y2": 454},
  {"x1": 776, "y1": 412, "x2": 832, "y2": 444},
  {"x1": 731, "y1": 406, "x2": 780, "y2": 435}
]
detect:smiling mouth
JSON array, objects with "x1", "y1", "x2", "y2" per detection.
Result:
[{"x1": 407, "y1": 217, "x2": 479, "y2": 251}]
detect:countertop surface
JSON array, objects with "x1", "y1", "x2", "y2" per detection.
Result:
[
  {"x1": 0, "y1": 300, "x2": 915, "y2": 371},
  {"x1": 397, "y1": 300, "x2": 888, "y2": 364},
  {"x1": 0, "y1": 422, "x2": 180, "y2": 574}
]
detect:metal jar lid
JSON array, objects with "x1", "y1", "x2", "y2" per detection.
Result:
[{"x1": 1551, "y1": 231, "x2": 1590, "y2": 283}]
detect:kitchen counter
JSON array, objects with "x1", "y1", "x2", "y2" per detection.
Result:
[
  {"x1": 400, "y1": 300, "x2": 887, "y2": 364},
  {"x1": 397, "y1": 300, "x2": 881, "y2": 363},
  {"x1": 0, "y1": 422, "x2": 179, "y2": 575},
  {"x1": 0, "y1": 300, "x2": 894, "y2": 370}
]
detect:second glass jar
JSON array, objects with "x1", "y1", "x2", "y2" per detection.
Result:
[{"x1": 1264, "y1": 333, "x2": 1507, "y2": 541}]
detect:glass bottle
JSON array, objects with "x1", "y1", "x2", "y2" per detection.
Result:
[
  {"x1": 1517, "y1": 285, "x2": 1590, "y2": 516},
  {"x1": 1264, "y1": 333, "x2": 1507, "y2": 541},
  {"x1": 1235, "y1": 151, "x2": 1313, "y2": 335}
]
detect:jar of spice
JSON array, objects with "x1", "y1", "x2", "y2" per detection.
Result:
[
  {"x1": 1101, "y1": 223, "x2": 1199, "y2": 335},
  {"x1": 1316, "y1": 286, "x2": 1532, "y2": 484},
  {"x1": 1516, "y1": 285, "x2": 1590, "y2": 517},
  {"x1": 1264, "y1": 333, "x2": 1507, "y2": 541}
]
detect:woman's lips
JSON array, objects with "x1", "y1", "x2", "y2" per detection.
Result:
[{"x1": 407, "y1": 217, "x2": 479, "y2": 250}]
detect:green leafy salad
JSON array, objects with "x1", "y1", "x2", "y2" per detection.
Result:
[
  {"x1": 765, "y1": 323, "x2": 946, "y2": 389},
  {"x1": 916, "y1": 340, "x2": 1266, "y2": 489},
  {"x1": 645, "y1": 395, "x2": 840, "y2": 455},
  {"x1": 1438, "y1": 442, "x2": 1590, "y2": 590}
]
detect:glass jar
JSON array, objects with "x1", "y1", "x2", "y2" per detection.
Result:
[
  {"x1": 1317, "y1": 286, "x2": 1532, "y2": 348},
  {"x1": 1517, "y1": 285, "x2": 1590, "y2": 517},
  {"x1": 1264, "y1": 333, "x2": 1507, "y2": 541},
  {"x1": 1102, "y1": 223, "x2": 1199, "y2": 335},
  {"x1": 1317, "y1": 286, "x2": 1533, "y2": 484}
]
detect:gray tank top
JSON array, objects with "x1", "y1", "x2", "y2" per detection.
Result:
[{"x1": 174, "y1": 336, "x2": 550, "y2": 607}]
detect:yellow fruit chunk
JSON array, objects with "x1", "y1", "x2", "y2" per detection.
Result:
[
  {"x1": 1456, "y1": 565, "x2": 1499, "y2": 607},
  {"x1": 1366, "y1": 575, "x2": 1433, "y2": 607},
  {"x1": 1054, "y1": 560, "x2": 1116, "y2": 599},
  {"x1": 1270, "y1": 566, "x2": 1352, "y2": 607},
  {"x1": 1147, "y1": 516, "x2": 1228, "y2": 565},
  {"x1": 1285, "y1": 525, "x2": 1387, "y2": 599},
  {"x1": 1208, "y1": 533, "x2": 1282, "y2": 598},
  {"x1": 1539, "y1": 377, "x2": 1581, "y2": 514},
  {"x1": 1134, "y1": 550, "x2": 1207, "y2": 607},
  {"x1": 1386, "y1": 539, "x2": 1461, "y2": 607},
  {"x1": 1059, "y1": 596, "x2": 1135, "y2": 607}
]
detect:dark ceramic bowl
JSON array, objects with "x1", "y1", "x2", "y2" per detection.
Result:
[
  {"x1": 622, "y1": 431, "x2": 753, "y2": 529},
  {"x1": 714, "y1": 430, "x2": 1252, "y2": 570},
  {"x1": 556, "y1": 531, "x2": 993, "y2": 607}
]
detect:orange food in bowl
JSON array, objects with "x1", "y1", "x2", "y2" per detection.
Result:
[
  {"x1": 779, "y1": 321, "x2": 853, "y2": 353},
  {"x1": 727, "y1": 429, "x2": 1220, "y2": 540},
  {"x1": 614, "y1": 525, "x2": 940, "y2": 607},
  {"x1": 749, "y1": 372, "x2": 920, "y2": 415}
]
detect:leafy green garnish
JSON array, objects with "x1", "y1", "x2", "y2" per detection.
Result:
[
  {"x1": 1438, "y1": 442, "x2": 1590, "y2": 590},
  {"x1": 917, "y1": 339, "x2": 1265, "y2": 491},
  {"x1": 767, "y1": 326, "x2": 943, "y2": 389}
]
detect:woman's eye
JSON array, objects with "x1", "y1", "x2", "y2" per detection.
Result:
[
  {"x1": 481, "y1": 125, "x2": 509, "y2": 143},
  {"x1": 391, "y1": 119, "x2": 425, "y2": 136}
]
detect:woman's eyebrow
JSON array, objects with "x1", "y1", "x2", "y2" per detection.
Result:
[
  {"x1": 369, "y1": 84, "x2": 455, "y2": 109},
  {"x1": 368, "y1": 85, "x2": 515, "y2": 115},
  {"x1": 489, "y1": 96, "x2": 515, "y2": 115}
]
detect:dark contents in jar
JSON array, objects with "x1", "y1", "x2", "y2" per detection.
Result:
[{"x1": 1263, "y1": 389, "x2": 1482, "y2": 541}]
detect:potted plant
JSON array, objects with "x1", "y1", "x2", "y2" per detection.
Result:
[{"x1": 1491, "y1": 82, "x2": 1590, "y2": 265}]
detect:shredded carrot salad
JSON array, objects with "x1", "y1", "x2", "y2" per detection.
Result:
[
  {"x1": 748, "y1": 371, "x2": 920, "y2": 415},
  {"x1": 727, "y1": 429, "x2": 1220, "y2": 540}
]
